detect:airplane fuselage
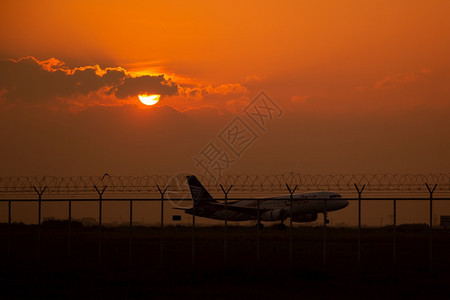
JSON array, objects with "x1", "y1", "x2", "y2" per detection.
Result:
[{"x1": 185, "y1": 191, "x2": 349, "y2": 222}]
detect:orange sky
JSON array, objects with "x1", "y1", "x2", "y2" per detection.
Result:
[{"x1": 1, "y1": 0, "x2": 449, "y2": 177}]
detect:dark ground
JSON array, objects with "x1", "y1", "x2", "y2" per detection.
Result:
[{"x1": 0, "y1": 223, "x2": 449, "y2": 299}]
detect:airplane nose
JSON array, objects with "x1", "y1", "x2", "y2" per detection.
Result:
[
  {"x1": 326, "y1": 199, "x2": 348, "y2": 211},
  {"x1": 341, "y1": 199, "x2": 349, "y2": 208}
]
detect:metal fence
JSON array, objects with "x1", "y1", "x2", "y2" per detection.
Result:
[
  {"x1": 1, "y1": 173, "x2": 450, "y2": 195},
  {"x1": 1, "y1": 173, "x2": 450, "y2": 275}
]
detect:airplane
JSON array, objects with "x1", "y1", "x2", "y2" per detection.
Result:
[{"x1": 175, "y1": 175, "x2": 349, "y2": 228}]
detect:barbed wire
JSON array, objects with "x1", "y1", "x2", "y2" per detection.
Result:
[{"x1": 0, "y1": 173, "x2": 449, "y2": 195}]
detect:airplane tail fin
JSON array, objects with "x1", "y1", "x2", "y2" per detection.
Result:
[{"x1": 186, "y1": 175, "x2": 215, "y2": 205}]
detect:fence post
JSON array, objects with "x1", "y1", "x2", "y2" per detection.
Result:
[
  {"x1": 68, "y1": 199, "x2": 71, "y2": 257},
  {"x1": 129, "y1": 198, "x2": 133, "y2": 267},
  {"x1": 8, "y1": 199, "x2": 11, "y2": 259},
  {"x1": 192, "y1": 191, "x2": 196, "y2": 268},
  {"x1": 94, "y1": 185, "x2": 107, "y2": 264},
  {"x1": 256, "y1": 199, "x2": 260, "y2": 264},
  {"x1": 33, "y1": 186, "x2": 46, "y2": 267},
  {"x1": 323, "y1": 198, "x2": 328, "y2": 269},
  {"x1": 393, "y1": 198, "x2": 396, "y2": 274},
  {"x1": 220, "y1": 184, "x2": 233, "y2": 265},
  {"x1": 285, "y1": 184, "x2": 298, "y2": 264},
  {"x1": 425, "y1": 183, "x2": 437, "y2": 275},
  {"x1": 156, "y1": 185, "x2": 168, "y2": 267},
  {"x1": 354, "y1": 183, "x2": 365, "y2": 273}
]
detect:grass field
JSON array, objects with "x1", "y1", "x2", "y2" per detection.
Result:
[{"x1": 1, "y1": 223, "x2": 449, "y2": 299}]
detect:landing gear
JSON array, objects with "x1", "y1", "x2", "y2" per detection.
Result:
[
  {"x1": 276, "y1": 223, "x2": 287, "y2": 230},
  {"x1": 255, "y1": 221, "x2": 264, "y2": 229},
  {"x1": 274, "y1": 220, "x2": 287, "y2": 230},
  {"x1": 324, "y1": 211, "x2": 330, "y2": 224}
]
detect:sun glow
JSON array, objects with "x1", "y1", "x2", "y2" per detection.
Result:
[{"x1": 138, "y1": 94, "x2": 160, "y2": 105}]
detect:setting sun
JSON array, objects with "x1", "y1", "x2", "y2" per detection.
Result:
[{"x1": 138, "y1": 94, "x2": 160, "y2": 106}]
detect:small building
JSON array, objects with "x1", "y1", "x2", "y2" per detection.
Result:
[
  {"x1": 440, "y1": 215, "x2": 450, "y2": 227},
  {"x1": 81, "y1": 217, "x2": 97, "y2": 226}
]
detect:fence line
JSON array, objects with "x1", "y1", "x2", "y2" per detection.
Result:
[
  {"x1": 2, "y1": 191, "x2": 449, "y2": 275},
  {"x1": 1, "y1": 173, "x2": 450, "y2": 194},
  {"x1": 1, "y1": 197, "x2": 450, "y2": 202}
]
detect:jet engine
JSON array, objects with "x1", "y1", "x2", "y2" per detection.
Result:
[
  {"x1": 260, "y1": 209, "x2": 285, "y2": 221},
  {"x1": 291, "y1": 213, "x2": 318, "y2": 223}
]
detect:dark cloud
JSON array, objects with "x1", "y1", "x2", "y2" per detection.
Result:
[
  {"x1": 0, "y1": 57, "x2": 178, "y2": 106},
  {"x1": 114, "y1": 75, "x2": 178, "y2": 99}
]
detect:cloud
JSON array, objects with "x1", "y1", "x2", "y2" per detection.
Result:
[
  {"x1": 0, "y1": 56, "x2": 179, "y2": 108},
  {"x1": 244, "y1": 74, "x2": 264, "y2": 84},
  {"x1": 177, "y1": 83, "x2": 247, "y2": 99},
  {"x1": 212, "y1": 83, "x2": 247, "y2": 95},
  {"x1": 113, "y1": 75, "x2": 178, "y2": 99},
  {"x1": 0, "y1": 56, "x2": 255, "y2": 113},
  {"x1": 161, "y1": 81, "x2": 249, "y2": 112},
  {"x1": 225, "y1": 96, "x2": 250, "y2": 114},
  {"x1": 375, "y1": 68, "x2": 432, "y2": 89}
]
